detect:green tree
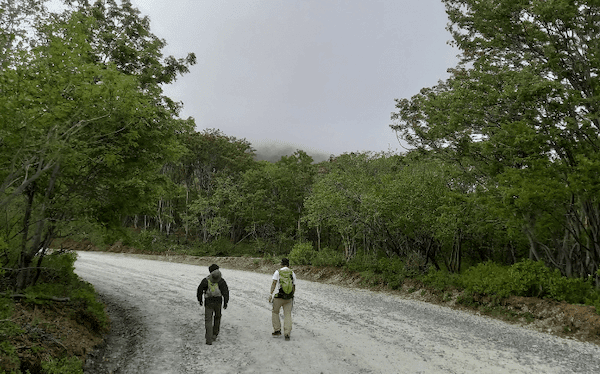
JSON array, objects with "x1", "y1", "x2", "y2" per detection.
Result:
[
  {"x1": 391, "y1": 0, "x2": 600, "y2": 280},
  {"x1": 234, "y1": 151, "x2": 316, "y2": 250},
  {"x1": 304, "y1": 152, "x2": 406, "y2": 259},
  {"x1": 1, "y1": 2, "x2": 195, "y2": 289},
  {"x1": 166, "y1": 129, "x2": 255, "y2": 241},
  {"x1": 177, "y1": 129, "x2": 255, "y2": 194},
  {"x1": 0, "y1": 0, "x2": 47, "y2": 67}
]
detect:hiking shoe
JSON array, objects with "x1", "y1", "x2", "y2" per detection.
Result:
[
  {"x1": 272, "y1": 330, "x2": 281, "y2": 336},
  {"x1": 284, "y1": 335, "x2": 290, "y2": 341},
  {"x1": 206, "y1": 341, "x2": 212, "y2": 345},
  {"x1": 212, "y1": 335, "x2": 217, "y2": 341}
]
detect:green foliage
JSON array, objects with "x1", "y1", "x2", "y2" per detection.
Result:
[
  {"x1": 311, "y1": 248, "x2": 346, "y2": 267},
  {"x1": 227, "y1": 150, "x2": 316, "y2": 245},
  {"x1": 507, "y1": 260, "x2": 554, "y2": 298},
  {"x1": 1, "y1": 0, "x2": 196, "y2": 290},
  {"x1": 455, "y1": 291, "x2": 478, "y2": 308},
  {"x1": 458, "y1": 261, "x2": 514, "y2": 298},
  {"x1": 41, "y1": 356, "x2": 83, "y2": 374},
  {"x1": 20, "y1": 252, "x2": 108, "y2": 331},
  {"x1": 0, "y1": 299, "x2": 22, "y2": 364},
  {"x1": 456, "y1": 260, "x2": 600, "y2": 305},
  {"x1": 70, "y1": 282, "x2": 108, "y2": 333},
  {"x1": 0, "y1": 313, "x2": 23, "y2": 370},
  {"x1": 344, "y1": 252, "x2": 373, "y2": 273},
  {"x1": 420, "y1": 268, "x2": 459, "y2": 292},
  {"x1": 135, "y1": 229, "x2": 162, "y2": 252},
  {"x1": 546, "y1": 275, "x2": 596, "y2": 305},
  {"x1": 261, "y1": 252, "x2": 280, "y2": 265},
  {"x1": 18, "y1": 252, "x2": 82, "y2": 304},
  {"x1": 39, "y1": 252, "x2": 79, "y2": 284},
  {"x1": 288, "y1": 242, "x2": 315, "y2": 266},
  {"x1": 377, "y1": 257, "x2": 408, "y2": 290},
  {"x1": 196, "y1": 238, "x2": 235, "y2": 257},
  {"x1": 344, "y1": 253, "x2": 409, "y2": 290},
  {"x1": 0, "y1": 255, "x2": 107, "y2": 372},
  {"x1": 22, "y1": 284, "x2": 69, "y2": 305},
  {"x1": 57, "y1": 219, "x2": 109, "y2": 249},
  {"x1": 0, "y1": 296, "x2": 13, "y2": 320},
  {"x1": 392, "y1": 0, "x2": 600, "y2": 284},
  {"x1": 0, "y1": 340, "x2": 20, "y2": 373}
]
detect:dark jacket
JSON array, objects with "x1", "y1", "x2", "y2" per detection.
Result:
[{"x1": 197, "y1": 269, "x2": 229, "y2": 306}]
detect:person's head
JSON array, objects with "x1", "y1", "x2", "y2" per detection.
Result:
[
  {"x1": 208, "y1": 264, "x2": 219, "y2": 273},
  {"x1": 281, "y1": 258, "x2": 289, "y2": 267}
]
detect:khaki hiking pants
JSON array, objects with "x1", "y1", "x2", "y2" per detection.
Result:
[{"x1": 272, "y1": 297, "x2": 293, "y2": 336}]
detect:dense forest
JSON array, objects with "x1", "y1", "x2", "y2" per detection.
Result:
[
  {"x1": 3, "y1": 0, "x2": 600, "y2": 288},
  {"x1": 3, "y1": 0, "x2": 600, "y2": 315},
  {"x1": 3, "y1": 0, "x2": 600, "y2": 370}
]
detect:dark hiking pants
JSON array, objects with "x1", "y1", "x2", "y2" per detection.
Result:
[{"x1": 204, "y1": 302, "x2": 222, "y2": 344}]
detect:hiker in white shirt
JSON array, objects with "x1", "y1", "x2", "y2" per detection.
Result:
[{"x1": 269, "y1": 258, "x2": 296, "y2": 341}]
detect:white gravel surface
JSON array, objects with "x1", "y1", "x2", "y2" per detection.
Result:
[{"x1": 75, "y1": 251, "x2": 600, "y2": 374}]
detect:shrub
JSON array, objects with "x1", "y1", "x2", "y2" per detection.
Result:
[
  {"x1": 506, "y1": 259, "x2": 553, "y2": 298},
  {"x1": 458, "y1": 261, "x2": 513, "y2": 297},
  {"x1": 135, "y1": 229, "x2": 163, "y2": 252},
  {"x1": 456, "y1": 290, "x2": 478, "y2": 307},
  {"x1": 203, "y1": 237, "x2": 234, "y2": 256},
  {"x1": 38, "y1": 251, "x2": 79, "y2": 285},
  {"x1": 70, "y1": 282, "x2": 108, "y2": 333},
  {"x1": 23, "y1": 283, "x2": 71, "y2": 304},
  {"x1": 420, "y1": 268, "x2": 459, "y2": 291},
  {"x1": 377, "y1": 256, "x2": 406, "y2": 289},
  {"x1": 404, "y1": 251, "x2": 429, "y2": 277},
  {"x1": 586, "y1": 293, "x2": 600, "y2": 315},
  {"x1": 23, "y1": 252, "x2": 82, "y2": 304},
  {"x1": 344, "y1": 254, "x2": 408, "y2": 289},
  {"x1": 545, "y1": 273, "x2": 596, "y2": 304},
  {"x1": 311, "y1": 248, "x2": 346, "y2": 267},
  {"x1": 0, "y1": 295, "x2": 12, "y2": 320},
  {"x1": 41, "y1": 356, "x2": 83, "y2": 374},
  {"x1": 345, "y1": 252, "x2": 376, "y2": 273},
  {"x1": 0, "y1": 341, "x2": 20, "y2": 372},
  {"x1": 458, "y1": 259, "x2": 600, "y2": 306},
  {"x1": 373, "y1": 256, "x2": 400, "y2": 274},
  {"x1": 288, "y1": 242, "x2": 315, "y2": 265}
]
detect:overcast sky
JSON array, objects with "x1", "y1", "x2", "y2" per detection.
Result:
[{"x1": 129, "y1": 0, "x2": 458, "y2": 161}]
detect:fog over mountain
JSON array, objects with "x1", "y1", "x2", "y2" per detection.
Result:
[{"x1": 252, "y1": 140, "x2": 331, "y2": 164}]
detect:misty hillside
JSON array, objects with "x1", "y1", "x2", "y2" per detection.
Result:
[{"x1": 252, "y1": 141, "x2": 331, "y2": 163}]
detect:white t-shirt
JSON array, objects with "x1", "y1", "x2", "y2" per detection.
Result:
[{"x1": 272, "y1": 266, "x2": 296, "y2": 291}]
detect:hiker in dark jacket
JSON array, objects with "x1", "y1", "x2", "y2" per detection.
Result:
[{"x1": 197, "y1": 264, "x2": 229, "y2": 345}]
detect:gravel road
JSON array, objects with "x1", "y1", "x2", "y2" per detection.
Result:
[{"x1": 75, "y1": 251, "x2": 600, "y2": 374}]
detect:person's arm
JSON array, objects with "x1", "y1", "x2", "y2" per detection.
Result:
[
  {"x1": 292, "y1": 272, "x2": 297, "y2": 294},
  {"x1": 197, "y1": 279, "x2": 206, "y2": 306},
  {"x1": 270, "y1": 280, "x2": 277, "y2": 295},
  {"x1": 269, "y1": 269, "x2": 279, "y2": 303},
  {"x1": 268, "y1": 280, "x2": 277, "y2": 302},
  {"x1": 220, "y1": 280, "x2": 230, "y2": 308}
]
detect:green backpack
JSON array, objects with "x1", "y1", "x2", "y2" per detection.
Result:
[
  {"x1": 206, "y1": 278, "x2": 221, "y2": 298},
  {"x1": 278, "y1": 269, "x2": 294, "y2": 299}
]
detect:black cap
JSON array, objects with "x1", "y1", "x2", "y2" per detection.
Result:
[
  {"x1": 281, "y1": 258, "x2": 289, "y2": 266},
  {"x1": 209, "y1": 264, "x2": 219, "y2": 273}
]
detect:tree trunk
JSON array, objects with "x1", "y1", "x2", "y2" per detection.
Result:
[
  {"x1": 16, "y1": 183, "x2": 36, "y2": 290},
  {"x1": 316, "y1": 225, "x2": 321, "y2": 251},
  {"x1": 16, "y1": 163, "x2": 60, "y2": 290}
]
